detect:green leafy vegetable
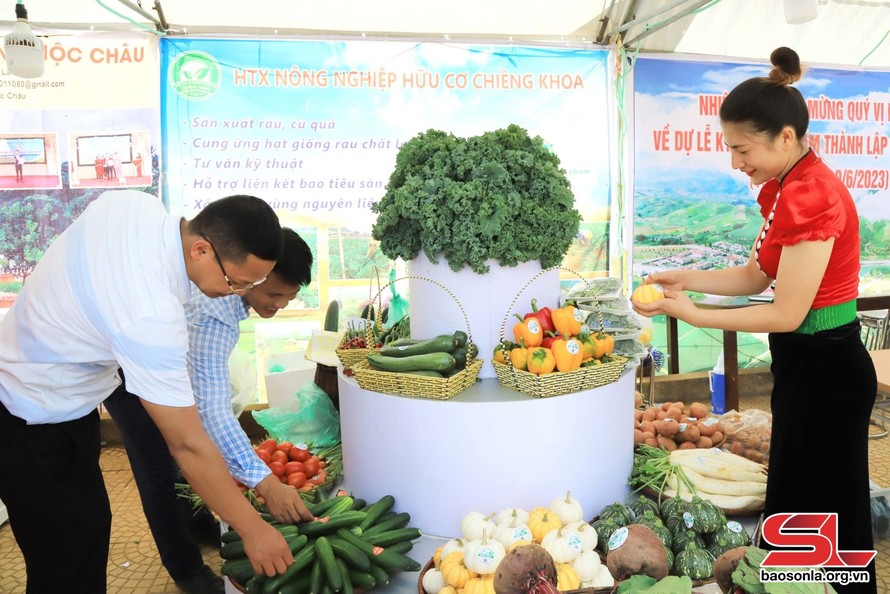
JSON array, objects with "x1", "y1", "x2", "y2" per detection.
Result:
[
  {"x1": 371, "y1": 125, "x2": 582, "y2": 274},
  {"x1": 617, "y1": 574, "x2": 693, "y2": 593},
  {"x1": 733, "y1": 547, "x2": 840, "y2": 594}
]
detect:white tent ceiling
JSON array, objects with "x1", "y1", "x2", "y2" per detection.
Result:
[{"x1": 6, "y1": 0, "x2": 890, "y2": 68}]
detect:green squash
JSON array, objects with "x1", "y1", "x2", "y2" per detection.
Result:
[
  {"x1": 628, "y1": 495, "x2": 661, "y2": 520},
  {"x1": 592, "y1": 517, "x2": 621, "y2": 554},
  {"x1": 686, "y1": 496, "x2": 726, "y2": 534},
  {"x1": 706, "y1": 520, "x2": 750, "y2": 549},
  {"x1": 672, "y1": 529, "x2": 706, "y2": 555},
  {"x1": 659, "y1": 495, "x2": 687, "y2": 519},
  {"x1": 674, "y1": 542, "x2": 715, "y2": 580},
  {"x1": 631, "y1": 510, "x2": 673, "y2": 550},
  {"x1": 599, "y1": 502, "x2": 635, "y2": 526}
]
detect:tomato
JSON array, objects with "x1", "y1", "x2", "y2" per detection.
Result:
[
  {"x1": 286, "y1": 472, "x2": 307, "y2": 488},
  {"x1": 270, "y1": 450, "x2": 288, "y2": 465},
  {"x1": 288, "y1": 446, "x2": 310, "y2": 463},
  {"x1": 257, "y1": 438, "x2": 278, "y2": 455},
  {"x1": 302, "y1": 458, "x2": 320, "y2": 478},
  {"x1": 318, "y1": 460, "x2": 327, "y2": 470},
  {"x1": 276, "y1": 441, "x2": 294, "y2": 453},
  {"x1": 256, "y1": 449, "x2": 272, "y2": 464},
  {"x1": 284, "y1": 461, "x2": 305, "y2": 476},
  {"x1": 268, "y1": 461, "x2": 285, "y2": 477}
]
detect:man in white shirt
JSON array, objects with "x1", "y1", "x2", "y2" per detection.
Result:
[
  {"x1": 105, "y1": 228, "x2": 314, "y2": 593},
  {"x1": 0, "y1": 190, "x2": 308, "y2": 594}
]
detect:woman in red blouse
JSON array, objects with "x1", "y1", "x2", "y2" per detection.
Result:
[{"x1": 635, "y1": 47, "x2": 876, "y2": 594}]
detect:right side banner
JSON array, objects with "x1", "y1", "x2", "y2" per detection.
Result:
[{"x1": 633, "y1": 56, "x2": 890, "y2": 371}]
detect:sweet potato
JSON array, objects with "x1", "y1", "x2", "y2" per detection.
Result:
[{"x1": 493, "y1": 543, "x2": 559, "y2": 594}]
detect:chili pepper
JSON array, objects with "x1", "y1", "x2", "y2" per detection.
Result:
[
  {"x1": 526, "y1": 346, "x2": 556, "y2": 375},
  {"x1": 512, "y1": 314, "x2": 543, "y2": 347},
  {"x1": 509, "y1": 338, "x2": 529, "y2": 371},
  {"x1": 524, "y1": 298, "x2": 555, "y2": 334},
  {"x1": 592, "y1": 330, "x2": 615, "y2": 359},
  {"x1": 540, "y1": 330, "x2": 560, "y2": 350},
  {"x1": 550, "y1": 335, "x2": 583, "y2": 372},
  {"x1": 551, "y1": 304, "x2": 582, "y2": 338}
]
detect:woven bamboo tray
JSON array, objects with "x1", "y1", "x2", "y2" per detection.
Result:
[
  {"x1": 352, "y1": 357, "x2": 482, "y2": 400},
  {"x1": 492, "y1": 356, "x2": 627, "y2": 398}
]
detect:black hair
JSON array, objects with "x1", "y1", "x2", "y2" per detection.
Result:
[
  {"x1": 272, "y1": 228, "x2": 313, "y2": 287},
  {"x1": 720, "y1": 47, "x2": 809, "y2": 140},
  {"x1": 188, "y1": 195, "x2": 282, "y2": 263}
]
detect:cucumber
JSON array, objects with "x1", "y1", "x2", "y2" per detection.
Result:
[
  {"x1": 221, "y1": 529, "x2": 241, "y2": 544},
  {"x1": 379, "y1": 334, "x2": 458, "y2": 358},
  {"x1": 328, "y1": 536, "x2": 372, "y2": 571},
  {"x1": 278, "y1": 574, "x2": 311, "y2": 594},
  {"x1": 298, "y1": 511, "x2": 367, "y2": 538},
  {"x1": 220, "y1": 540, "x2": 248, "y2": 560},
  {"x1": 347, "y1": 569, "x2": 376, "y2": 590},
  {"x1": 308, "y1": 496, "x2": 349, "y2": 517},
  {"x1": 362, "y1": 512, "x2": 411, "y2": 537},
  {"x1": 335, "y1": 527, "x2": 419, "y2": 573},
  {"x1": 314, "y1": 536, "x2": 343, "y2": 592},
  {"x1": 364, "y1": 527, "x2": 421, "y2": 547},
  {"x1": 261, "y1": 540, "x2": 317, "y2": 594},
  {"x1": 335, "y1": 557, "x2": 354, "y2": 594},
  {"x1": 367, "y1": 563, "x2": 390, "y2": 586},
  {"x1": 367, "y1": 352, "x2": 456, "y2": 372},
  {"x1": 349, "y1": 498, "x2": 367, "y2": 511},
  {"x1": 309, "y1": 558, "x2": 324, "y2": 594},
  {"x1": 358, "y1": 495, "x2": 395, "y2": 531},
  {"x1": 221, "y1": 558, "x2": 255, "y2": 584},
  {"x1": 320, "y1": 496, "x2": 354, "y2": 518},
  {"x1": 286, "y1": 534, "x2": 309, "y2": 555},
  {"x1": 388, "y1": 540, "x2": 414, "y2": 555}
]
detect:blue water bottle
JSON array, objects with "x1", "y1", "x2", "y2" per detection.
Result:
[{"x1": 709, "y1": 352, "x2": 726, "y2": 415}]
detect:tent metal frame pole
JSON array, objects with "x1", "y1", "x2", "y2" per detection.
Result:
[
  {"x1": 622, "y1": 0, "x2": 713, "y2": 47},
  {"x1": 114, "y1": 0, "x2": 163, "y2": 28},
  {"x1": 616, "y1": 0, "x2": 698, "y2": 33}
]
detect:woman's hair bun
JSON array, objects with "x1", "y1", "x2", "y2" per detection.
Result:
[{"x1": 768, "y1": 46, "x2": 803, "y2": 86}]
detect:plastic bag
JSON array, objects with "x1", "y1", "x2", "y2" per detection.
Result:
[
  {"x1": 384, "y1": 267, "x2": 409, "y2": 329},
  {"x1": 251, "y1": 381, "x2": 341, "y2": 447},
  {"x1": 228, "y1": 348, "x2": 258, "y2": 418},
  {"x1": 717, "y1": 408, "x2": 772, "y2": 464}
]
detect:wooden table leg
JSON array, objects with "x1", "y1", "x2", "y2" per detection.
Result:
[
  {"x1": 667, "y1": 316, "x2": 679, "y2": 375},
  {"x1": 723, "y1": 330, "x2": 739, "y2": 412}
]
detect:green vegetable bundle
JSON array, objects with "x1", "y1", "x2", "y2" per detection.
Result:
[{"x1": 371, "y1": 125, "x2": 581, "y2": 274}]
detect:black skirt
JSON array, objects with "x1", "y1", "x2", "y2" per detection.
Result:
[{"x1": 766, "y1": 320, "x2": 877, "y2": 593}]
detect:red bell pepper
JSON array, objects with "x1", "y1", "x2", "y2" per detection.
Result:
[
  {"x1": 540, "y1": 331, "x2": 559, "y2": 350},
  {"x1": 524, "y1": 298, "x2": 555, "y2": 334}
]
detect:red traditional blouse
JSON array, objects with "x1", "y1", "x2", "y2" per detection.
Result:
[{"x1": 753, "y1": 150, "x2": 860, "y2": 309}]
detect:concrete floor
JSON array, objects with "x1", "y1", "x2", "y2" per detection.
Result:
[{"x1": 2, "y1": 390, "x2": 889, "y2": 593}]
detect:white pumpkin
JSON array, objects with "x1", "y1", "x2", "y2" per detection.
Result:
[
  {"x1": 495, "y1": 507, "x2": 529, "y2": 526},
  {"x1": 540, "y1": 527, "x2": 584, "y2": 563},
  {"x1": 439, "y1": 537, "x2": 466, "y2": 561},
  {"x1": 461, "y1": 511, "x2": 496, "y2": 541},
  {"x1": 570, "y1": 549, "x2": 602, "y2": 582},
  {"x1": 563, "y1": 520, "x2": 598, "y2": 551},
  {"x1": 491, "y1": 517, "x2": 534, "y2": 548},
  {"x1": 588, "y1": 565, "x2": 615, "y2": 588},
  {"x1": 421, "y1": 567, "x2": 447, "y2": 594},
  {"x1": 549, "y1": 491, "x2": 584, "y2": 524},
  {"x1": 463, "y1": 530, "x2": 506, "y2": 575}
]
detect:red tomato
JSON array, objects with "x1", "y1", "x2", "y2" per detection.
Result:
[
  {"x1": 276, "y1": 441, "x2": 294, "y2": 452},
  {"x1": 268, "y1": 461, "x2": 285, "y2": 477},
  {"x1": 286, "y1": 472, "x2": 307, "y2": 488},
  {"x1": 318, "y1": 460, "x2": 327, "y2": 470},
  {"x1": 257, "y1": 439, "x2": 278, "y2": 455},
  {"x1": 256, "y1": 449, "x2": 272, "y2": 464},
  {"x1": 284, "y1": 461, "x2": 305, "y2": 476},
  {"x1": 288, "y1": 446, "x2": 310, "y2": 463},
  {"x1": 302, "y1": 458, "x2": 320, "y2": 478},
  {"x1": 270, "y1": 450, "x2": 288, "y2": 465}
]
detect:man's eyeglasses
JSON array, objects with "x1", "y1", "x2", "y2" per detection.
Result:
[{"x1": 200, "y1": 233, "x2": 266, "y2": 295}]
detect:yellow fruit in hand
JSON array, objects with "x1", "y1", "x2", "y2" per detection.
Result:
[{"x1": 631, "y1": 284, "x2": 664, "y2": 304}]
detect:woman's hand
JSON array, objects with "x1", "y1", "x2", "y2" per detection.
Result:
[
  {"x1": 633, "y1": 289, "x2": 698, "y2": 325},
  {"x1": 644, "y1": 270, "x2": 684, "y2": 293}
]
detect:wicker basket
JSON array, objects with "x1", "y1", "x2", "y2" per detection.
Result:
[
  {"x1": 336, "y1": 337, "x2": 379, "y2": 368},
  {"x1": 417, "y1": 557, "x2": 614, "y2": 594},
  {"x1": 495, "y1": 267, "x2": 628, "y2": 397},
  {"x1": 351, "y1": 274, "x2": 481, "y2": 400}
]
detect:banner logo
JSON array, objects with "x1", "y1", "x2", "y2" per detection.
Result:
[{"x1": 169, "y1": 50, "x2": 221, "y2": 100}]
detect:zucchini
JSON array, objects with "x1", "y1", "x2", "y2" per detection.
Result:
[
  {"x1": 328, "y1": 536, "x2": 372, "y2": 571},
  {"x1": 367, "y1": 352, "x2": 456, "y2": 373},
  {"x1": 358, "y1": 495, "x2": 395, "y2": 531},
  {"x1": 347, "y1": 569, "x2": 376, "y2": 590},
  {"x1": 387, "y1": 337, "x2": 421, "y2": 347},
  {"x1": 453, "y1": 330, "x2": 468, "y2": 347},
  {"x1": 403, "y1": 369, "x2": 444, "y2": 378},
  {"x1": 323, "y1": 300, "x2": 340, "y2": 332},
  {"x1": 379, "y1": 334, "x2": 458, "y2": 358},
  {"x1": 298, "y1": 510, "x2": 367, "y2": 538},
  {"x1": 314, "y1": 536, "x2": 343, "y2": 592},
  {"x1": 364, "y1": 527, "x2": 421, "y2": 547}
]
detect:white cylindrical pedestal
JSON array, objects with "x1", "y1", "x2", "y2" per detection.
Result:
[
  {"x1": 407, "y1": 253, "x2": 560, "y2": 379},
  {"x1": 339, "y1": 371, "x2": 635, "y2": 537}
]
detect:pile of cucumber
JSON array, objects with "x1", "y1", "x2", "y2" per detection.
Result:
[
  {"x1": 221, "y1": 494, "x2": 421, "y2": 593},
  {"x1": 365, "y1": 331, "x2": 479, "y2": 378}
]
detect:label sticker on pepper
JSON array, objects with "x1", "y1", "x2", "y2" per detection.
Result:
[
  {"x1": 608, "y1": 526, "x2": 629, "y2": 551},
  {"x1": 573, "y1": 308, "x2": 585, "y2": 322},
  {"x1": 526, "y1": 318, "x2": 541, "y2": 334},
  {"x1": 727, "y1": 521, "x2": 744, "y2": 534},
  {"x1": 567, "y1": 533, "x2": 583, "y2": 552},
  {"x1": 566, "y1": 340, "x2": 581, "y2": 355},
  {"x1": 683, "y1": 511, "x2": 695, "y2": 529},
  {"x1": 474, "y1": 547, "x2": 497, "y2": 567}
]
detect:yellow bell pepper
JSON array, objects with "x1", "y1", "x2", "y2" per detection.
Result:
[
  {"x1": 512, "y1": 314, "x2": 543, "y2": 347},
  {"x1": 551, "y1": 305, "x2": 582, "y2": 338},
  {"x1": 509, "y1": 339, "x2": 529, "y2": 371},
  {"x1": 551, "y1": 335, "x2": 583, "y2": 372},
  {"x1": 492, "y1": 341, "x2": 511, "y2": 365},
  {"x1": 592, "y1": 330, "x2": 615, "y2": 359},
  {"x1": 526, "y1": 346, "x2": 556, "y2": 375},
  {"x1": 578, "y1": 326, "x2": 597, "y2": 360}
]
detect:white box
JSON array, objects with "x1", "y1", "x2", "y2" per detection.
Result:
[{"x1": 262, "y1": 351, "x2": 317, "y2": 410}]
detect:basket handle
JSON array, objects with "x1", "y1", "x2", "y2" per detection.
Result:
[
  {"x1": 364, "y1": 274, "x2": 474, "y2": 351},
  {"x1": 498, "y1": 266, "x2": 606, "y2": 370}
]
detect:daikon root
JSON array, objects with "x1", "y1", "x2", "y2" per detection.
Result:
[
  {"x1": 669, "y1": 448, "x2": 766, "y2": 474},
  {"x1": 680, "y1": 466, "x2": 767, "y2": 497},
  {"x1": 669, "y1": 450, "x2": 767, "y2": 483},
  {"x1": 662, "y1": 487, "x2": 765, "y2": 513}
]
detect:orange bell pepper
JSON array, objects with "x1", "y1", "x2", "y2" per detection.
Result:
[
  {"x1": 551, "y1": 305, "x2": 582, "y2": 338},
  {"x1": 551, "y1": 335, "x2": 584, "y2": 372},
  {"x1": 512, "y1": 314, "x2": 543, "y2": 347},
  {"x1": 592, "y1": 330, "x2": 615, "y2": 359},
  {"x1": 526, "y1": 346, "x2": 556, "y2": 375}
]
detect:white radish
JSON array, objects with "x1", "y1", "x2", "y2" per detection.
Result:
[
  {"x1": 681, "y1": 466, "x2": 767, "y2": 497},
  {"x1": 669, "y1": 452, "x2": 767, "y2": 483},
  {"x1": 662, "y1": 487, "x2": 765, "y2": 513},
  {"x1": 670, "y1": 448, "x2": 767, "y2": 474}
]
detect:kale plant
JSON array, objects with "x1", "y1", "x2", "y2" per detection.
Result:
[{"x1": 370, "y1": 125, "x2": 582, "y2": 274}]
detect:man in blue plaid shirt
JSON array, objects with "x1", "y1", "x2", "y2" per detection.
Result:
[{"x1": 104, "y1": 228, "x2": 314, "y2": 594}]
